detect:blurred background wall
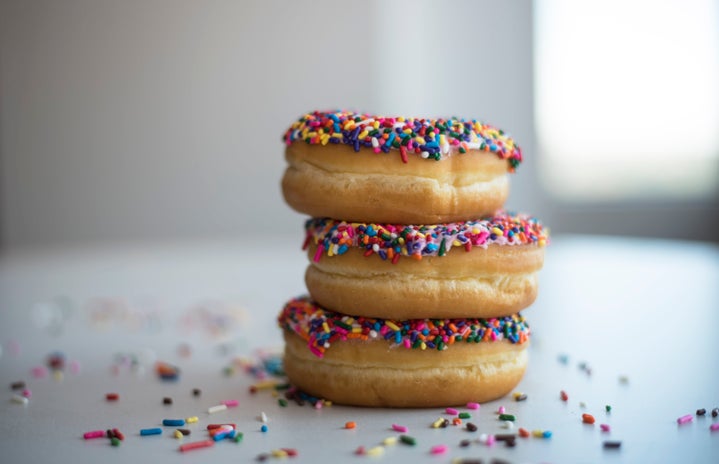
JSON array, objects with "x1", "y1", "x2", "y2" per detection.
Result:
[{"x1": 1, "y1": 0, "x2": 717, "y2": 250}]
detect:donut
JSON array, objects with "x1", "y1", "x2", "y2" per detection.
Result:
[
  {"x1": 278, "y1": 296, "x2": 530, "y2": 407},
  {"x1": 282, "y1": 110, "x2": 523, "y2": 224},
  {"x1": 302, "y1": 212, "x2": 548, "y2": 320}
]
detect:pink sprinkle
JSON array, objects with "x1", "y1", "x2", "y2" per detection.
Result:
[
  {"x1": 314, "y1": 401, "x2": 323, "y2": 410},
  {"x1": 430, "y1": 444, "x2": 448, "y2": 455},
  {"x1": 313, "y1": 244, "x2": 324, "y2": 263},
  {"x1": 497, "y1": 406, "x2": 506, "y2": 414},
  {"x1": 600, "y1": 424, "x2": 611, "y2": 432},
  {"x1": 466, "y1": 402, "x2": 480, "y2": 410},
  {"x1": 392, "y1": 424, "x2": 408, "y2": 433},
  {"x1": 677, "y1": 414, "x2": 693, "y2": 425},
  {"x1": 486, "y1": 434, "x2": 496, "y2": 446},
  {"x1": 83, "y1": 430, "x2": 105, "y2": 439},
  {"x1": 31, "y1": 366, "x2": 48, "y2": 378},
  {"x1": 445, "y1": 407, "x2": 459, "y2": 416},
  {"x1": 22, "y1": 389, "x2": 31, "y2": 399},
  {"x1": 710, "y1": 423, "x2": 719, "y2": 432},
  {"x1": 222, "y1": 400, "x2": 239, "y2": 408}
]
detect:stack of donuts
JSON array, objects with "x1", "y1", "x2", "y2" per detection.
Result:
[{"x1": 277, "y1": 110, "x2": 548, "y2": 407}]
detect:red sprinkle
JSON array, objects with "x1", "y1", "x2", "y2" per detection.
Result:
[
  {"x1": 560, "y1": 390, "x2": 569, "y2": 402},
  {"x1": 105, "y1": 393, "x2": 119, "y2": 401},
  {"x1": 179, "y1": 440, "x2": 214, "y2": 452},
  {"x1": 582, "y1": 413, "x2": 596, "y2": 424}
]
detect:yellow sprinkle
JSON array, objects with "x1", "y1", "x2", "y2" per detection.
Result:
[
  {"x1": 320, "y1": 134, "x2": 329, "y2": 146},
  {"x1": 538, "y1": 238, "x2": 546, "y2": 247},
  {"x1": 53, "y1": 370, "x2": 63, "y2": 382},
  {"x1": 372, "y1": 121, "x2": 380, "y2": 129},
  {"x1": 252, "y1": 380, "x2": 280, "y2": 391},
  {"x1": 385, "y1": 321, "x2": 400, "y2": 331},
  {"x1": 185, "y1": 416, "x2": 198, "y2": 424},
  {"x1": 491, "y1": 227, "x2": 503, "y2": 236},
  {"x1": 351, "y1": 327, "x2": 362, "y2": 334},
  {"x1": 512, "y1": 392, "x2": 523, "y2": 399},
  {"x1": 420, "y1": 342, "x2": 427, "y2": 350},
  {"x1": 366, "y1": 446, "x2": 384, "y2": 456},
  {"x1": 322, "y1": 322, "x2": 330, "y2": 333},
  {"x1": 174, "y1": 430, "x2": 183, "y2": 439},
  {"x1": 532, "y1": 429, "x2": 544, "y2": 438},
  {"x1": 432, "y1": 418, "x2": 445, "y2": 428},
  {"x1": 382, "y1": 436, "x2": 398, "y2": 446},
  {"x1": 271, "y1": 449, "x2": 288, "y2": 458},
  {"x1": 271, "y1": 391, "x2": 278, "y2": 398},
  {"x1": 358, "y1": 130, "x2": 368, "y2": 139},
  {"x1": 306, "y1": 131, "x2": 318, "y2": 138}
]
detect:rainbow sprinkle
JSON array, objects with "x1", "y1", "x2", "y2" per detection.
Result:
[
  {"x1": 278, "y1": 296, "x2": 530, "y2": 358},
  {"x1": 304, "y1": 211, "x2": 548, "y2": 263},
  {"x1": 283, "y1": 110, "x2": 523, "y2": 170}
]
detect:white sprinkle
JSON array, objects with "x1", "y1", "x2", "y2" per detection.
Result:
[
  {"x1": 11, "y1": 394, "x2": 28, "y2": 405},
  {"x1": 478, "y1": 433, "x2": 488, "y2": 444},
  {"x1": 208, "y1": 404, "x2": 228, "y2": 414},
  {"x1": 502, "y1": 420, "x2": 514, "y2": 429},
  {"x1": 260, "y1": 412, "x2": 268, "y2": 423},
  {"x1": 421, "y1": 151, "x2": 430, "y2": 159},
  {"x1": 371, "y1": 137, "x2": 379, "y2": 148}
]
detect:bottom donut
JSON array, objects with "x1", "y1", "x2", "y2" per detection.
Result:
[{"x1": 277, "y1": 296, "x2": 530, "y2": 408}]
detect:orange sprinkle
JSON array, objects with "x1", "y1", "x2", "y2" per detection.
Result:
[
  {"x1": 518, "y1": 427, "x2": 530, "y2": 438},
  {"x1": 582, "y1": 414, "x2": 596, "y2": 424},
  {"x1": 345, "y1": 421, "x2": 356, "y2": 429}
]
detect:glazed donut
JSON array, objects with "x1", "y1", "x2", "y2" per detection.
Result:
[
  {"x1": 278, "y1": 296, "x2": 530, "y2": 407},
  {"x1": 303, "y1": 212, "x2": 548, "y2": 320},
  {"x1": 282, "y1": 110, "x2": 523, "y2": 224}
]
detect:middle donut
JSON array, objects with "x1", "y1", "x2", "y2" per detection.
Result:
[{"x1": 304, "y1": 211, "x2": 549, "y2": 320}]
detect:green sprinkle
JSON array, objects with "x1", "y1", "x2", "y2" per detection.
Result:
[
  {"x1": 498, "y1": 414, "x2": 515, "y2": 421},
  {"x1": 606, "y1": 405, "x2": 612, "y2": 412},
  {"x1": 458, "y1": 412, "x2": 471, "y2": 419},
  {"x1": 399, "y1": 435, "x2": 416, "y2": 446},
  {"x1": 234, "y1": 432, "x2": 244, "y2": 443},
  {"x1": 278, "y1": 398, "x2": 288, "y2": 407},
  {"x1": 111, "y1": 437, "x2": 121, "y2": 447}
]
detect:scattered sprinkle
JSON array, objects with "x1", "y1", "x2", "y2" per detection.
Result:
[
  {"x1": 179, "y1": 440, "x2": 214, "y2": 452},
  {"x1": 600, "y1": 424, "x2": 611, "y2": 433},
  {"x1": 399, "y1": 435, "x2": 416, "y2": 446},
  {"x1": 186, "y1": 416, "x2": 198, "y2": 424},
  {"x1": 518, "y1": 428, "x2": 530, "y2": 438},
  {"x1": 10, "y1": 381, "x2": 26, "y2": 390},
  {"x1": 677, "y1": 414, "x2": 693, "y2": 425},
  {"x1": 155, "y1": 362, "x2": 180, "y2": 381},
  {"x1": 513, "y1": 392, "x2": 527, "y2": 402},
  {"x1": 11, "y1": 394, "x2": 28, "y2": 405},
  {"x1": 430, "y1": 444, "x2": 448, "y2": 455},
  {"x1": 498, "y1": 414, "x2": 515, "y2": 422},
  {"x1": 222, "y1": 399, "x2": 239, "y2": 408},
  {"x1": 140, "y1": 428, "x2": 162, "y2": 436},
  {"x1": 712, "y1": 408, "x2": 719, "y2": 418},
  {"x1": 162, "y1": 419, "x2": 185, "y2": 427},
  {"x1": 445, "y1": 407, "x2": 459, "y2": 416},
  {"x1": 603, "y1": 440, "x2": 622, "y2": 449},
  {"x1": 105, "y1": 393, "x2": 119, "y2": 401},
  {"x1": 696, "y1": 408, "x2": 706, "y2": 416},
  {"x1": 466, "y1": 402, "x2": 480, "y2": 410},
  {"x1": 606, "y1": 405, "x2": 612, "y2": 413},
  {"x1": 345, "y1": 421, "x2": 356, "y2": 430},
  {"x1": 582, "y1": 414, "x2": 596, "y2": 425},
  {"x1": 260, "y1": 424, "x2": 268, "y2": 433},
  {"x1": 392, "y1": 424, "x2": 408, "y2": 433},
  {"x1": 710, "y1": 423, "x2": 719, "y2": 432},
  {"x1": 466, "y1": 422, "x2": 477, "y2": 432},
  {"x1": 208, "y1": 404, "x2": 228, "y2": 414},
  {"x1": 83, "y1": 430, "x2": 105, "y2": 440},
  {"x1": 560, "y1": 390, "x2": 569, "y2": 402}
]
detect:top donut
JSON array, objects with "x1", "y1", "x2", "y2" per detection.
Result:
[{"x1": 282, "y1": 110, "x2": 523, "y2": 224}]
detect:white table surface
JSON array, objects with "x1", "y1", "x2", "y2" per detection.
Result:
[{"x1": 1, "y1": 235, "x2": 718, "y2": 464}]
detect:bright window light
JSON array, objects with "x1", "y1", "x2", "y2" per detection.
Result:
[{"x1": 534, "y1": 0, "x2": 719, "y2": 200}]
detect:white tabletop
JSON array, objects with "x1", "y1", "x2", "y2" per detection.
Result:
[{"x1": 1, "y1": 235, "x2": 718, "y2": 463}]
